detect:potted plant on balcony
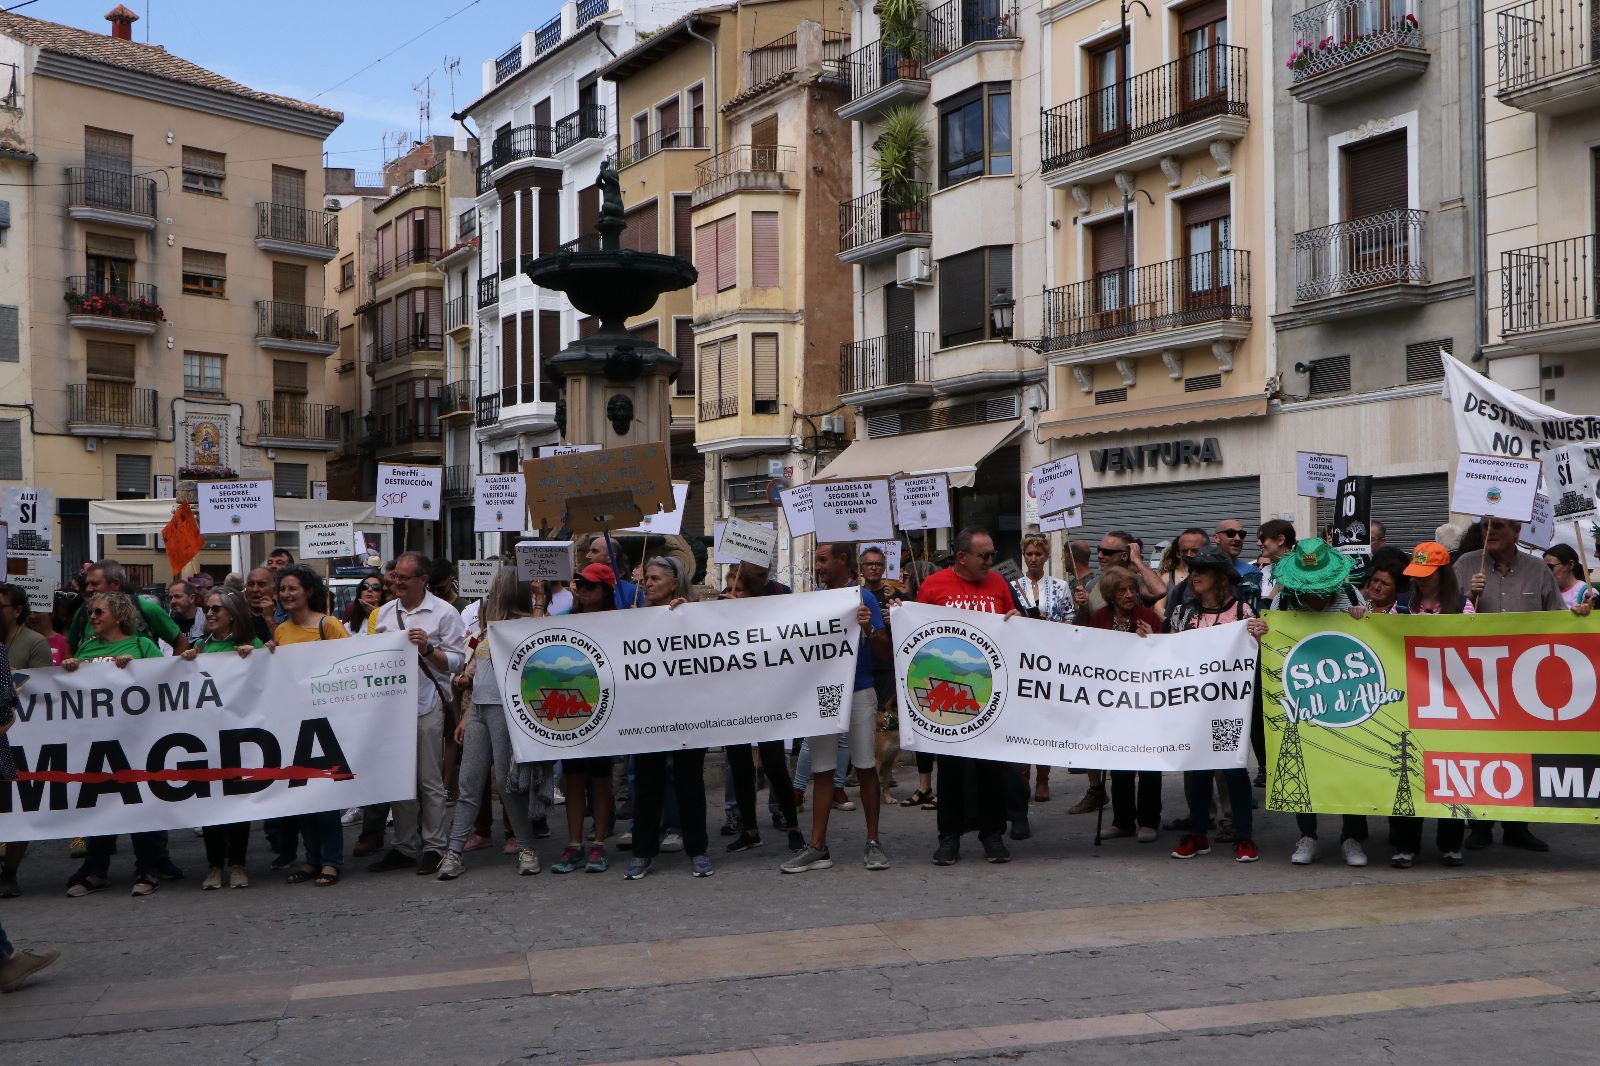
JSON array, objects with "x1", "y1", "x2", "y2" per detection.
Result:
[
  {"x1": 871, "y1": 104, "x2": 931, "y2": 233},
  {"x1": 877, "y1": 0, "x2": 927, "y2": 80}
]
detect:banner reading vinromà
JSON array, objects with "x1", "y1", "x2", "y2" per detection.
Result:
[
  {"x1": 488, "y1": 588, "x2": 860, "y2": 760},
  {"x1": 0, "y1": 635, "x2": 419, "y2": 842},
  {"x1": 1262, "y1": 611, "x2": 1600, "y2": 824},
  {"x1": 891, "y1": 603, "x2": 1258, "y2": 770}
]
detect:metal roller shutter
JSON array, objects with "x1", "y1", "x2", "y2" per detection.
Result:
[
  {"x1": 1316, "y1": 474, "x2": 1448, "y2": 557},
  {"x1": 1075, "y1": 476, "x2": 1262, "y2": 568}
]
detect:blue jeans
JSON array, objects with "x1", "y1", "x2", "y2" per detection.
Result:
[
  {"x1": 1184, "y1": 769, "x2": 1253, "y2": 843},
  {"x1": 795, "y1": 736, "x2": 848, "y2": 791},
  {"x1": 73, "y1": 831, "x2": 170, "y2": 884},
  {"x1": 299, "y1": 810, "x2": 344, "y2": 869}
]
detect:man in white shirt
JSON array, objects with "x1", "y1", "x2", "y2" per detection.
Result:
[{"x1": 366, "y1": 551, "x2": 468, "y2": 876}]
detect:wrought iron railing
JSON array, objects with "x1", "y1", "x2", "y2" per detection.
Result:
[
  {"x1": 476, "y1": 161, "x2": 493, "y2": 195},
  {"x1": 926, "y1": 0, "x2": 1020, "y2": 56},
  {"x1": 840, "y1": 332, "x2": 934, "y2": 393},
  {"x1": 699, "y1": 394, "x2": 739, "y2": 421},
  {"x1": 1040, "y1": 249, "x2": 1252, "y2": 350},
  {"x1": 576, "y1": 0, "x2": 608, "y2": 28},
  {"x1": 393, "y1": 331, "x2": 444, "y2": 357},
  {"x1": 255, "y1": 202, "x2": 338, "y2": 250},
  {"x1": 440, "y1": 379, "x2": 475, "y2": 418},
  {"x1": 618, "y1": 126, "x2": 709, "y2": 167},
  {"x1": 69, "y1": 382, "x2": 157, "y2": 428},
  {"x1": 842, "y1": 37, "x2": 928, "y2": 101},
  {"x1": 388, "y1": 245, "x2": 443, "y2": 272},
  {"x1": 66, "y1": 166, "x2": 157, "y2": 217},
  {"x1": 1292, "y1": 209, "x2": 1428, "y2": 302},
  {"x1": 1041, "y1": 45, "x2": 1249, "y2": 173},
  {"x1": 555, "y1": 104, "x2": 607, "y2": 152},
  {"x1": 748, "y1": 29, "x2": 852, "y2": 85},
  {"x1": 1498, "y1": 0, "x2": 1600, "y2": 93},
  {"x1": 446, "y1": 295, "x2": 470, "y2": 332},
  {"x1": 1289, "y1": 0, "x2": 1422, "y2": 83},
  {"x1": 255, "y1": 301, "x2": 338, "y2": 345},
  {"x1": 1502, "y1": 234, "x2": 1600, "y2": 335},
  {"x1": 694, "y1": 144, "x2": 796, "y2": 190},
  {"x1": 492, "y1": 124, "x2": 555, "y2": 168},
  {"x1": 64, "y1": 277, "x2": 162, "y2": 321},
  {"x1": 258, "y1": 400, "x2": 340, "y2": 441},
  {"x1": 393, "y1": 414, "x2": 443, "y2": 444},
  {"x1": 478, "y1": 273, "x2": 499, "y2": 308},
  {"x1": 536, "y1": 13, "x2": 562, "y2": 54},
  {"x1": 443, "y1": 465, "x2": 472, "y2": 499},
  {"x1": 839, "y1": 183, "x2": 932, "y2": 254},
  {"x1": 495, "y1": 42, "x2": 523, "y2": 83},
  {"x1": 475, "y1": 393, "x2": 500, "y2": 427}
]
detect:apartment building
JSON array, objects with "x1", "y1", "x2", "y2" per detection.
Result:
[
  {"x1": 0, "y1": 6, "x2": 341, "y2": 581},
  {"x1": 822, "y1": 0, "x2": 1047, "y2": 563},
  {"x1": 322, "y1": 171, "x2": 382, "y2": 502},
  {"x1": 1483, "y1": 0, "x2": 1600, "y2": 408}
]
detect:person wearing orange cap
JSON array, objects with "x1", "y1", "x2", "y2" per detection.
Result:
[{"x1": 549, "y1": 563, "x2": 621, "y2": 875}]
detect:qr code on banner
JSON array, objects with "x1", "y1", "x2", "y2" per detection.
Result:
[
  {"x1": 817, "y1": 684, "x2": 845, "y2": 719},
  {"x1": 1211, "y1": 718, "x2": 1245, "y2": 753}
]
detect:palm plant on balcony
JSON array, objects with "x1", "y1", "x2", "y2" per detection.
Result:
[
  {"x1": 877, "y1": 0, "x2": 928, "y2": 78},
  {"x1": 871, "y1": 105, "x2": 931, "y2": 232}
]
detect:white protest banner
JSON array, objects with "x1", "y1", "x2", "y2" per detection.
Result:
[
  {"x1": 1522, "y1": 492, "x2": 1555, "y2": 551},
  {"x1": 1442, "y1": 353, "x2": 1600, "y2": 461},
  {"x1": 1039, "y1": 506, "x2": 1083, "y2": 533},
  {"x1": 713, "y1": 521, "x2": 775, "y2": 567},
  {"x1": 617, "y1": 481, "x2": 689, "y2": 535},
  {"x1": 1030, "y1": 455, "x2": 1083, "y2": 518},
  {"x1": 475, "y1": 474, "x2": 526, "y2": 532},
  {"x1": 892, "y1": 602, "x2": 1256, "y2": 770},
  {"x1": 1541, "y1": 443, "x2": 1600, "y2": 525},
  {"x1": 0, "y1": 635, "x2": 419, "y2": 841},
  {"x1": 376, "y1": 464, "x2": 443, "y2": 520},
  {"x1": 516, "y1": 540, "x2": 574, "y2": 583},
  {"x1": 538, "y1": 443, "x2": 601, "y2": 458},
  {"x1": 1296, "y1": 452, "x2": 1348, "y2": 500},
  {"x1": 891, "y1": 474, "x2": 952, "y2": 532},
  {"x1": 489, "y1": 588, "x2": 859, "y2": 759},
  {"x1": 779, "y1": 483, "x2": 815, "y2": 538},
  {"x1": 813, "y1": 479, "x2": 894, "y2": 542},
  {"x1": 197, "y1": 479, "x2": 276, "y2": 535},
  {"x1": 458, "y1": 559, "x2": 499, "y2": 599},
  {"x1": 2, "y1": 487, "x2": 53, "y2": 557},
  {"x1": 720, "y1": 516, "x2": 780, "y2": 568},
  {"x1": 859, "y1": 541, "x2": 903, "y2": 581},
  {"x1": 1451, "y1": 452, "x2": 1540, "y2": 522},
  {"x1": 299, "y1": 520, "x2": 356, "y2": 560}
]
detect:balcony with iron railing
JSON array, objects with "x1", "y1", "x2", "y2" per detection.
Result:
[
  {"x1": 65, "y1": 166, "x2": 157, "y2": 228},
  {"x1": 476, "y1": 161, "x2": 493, "y2": 195},
  {"x1": 257, "y1": 400, "x2": 341, "y2": 447},
  {"x1": 476, "y1": 393, "x2": 500, "y2": 427},
  {"x1": 255, "y1": 202, "x2": 339, "y2": 259},
  {"x1": 1041, "y1": 44, "x2": 1249, "y2": 187},
  {"x1": 391, "y1": 414, "x2": 444, "y2": 447},
  {"x1": 555, "y1": 103, "x2": 607, "y2": 153},
  {"x1": 840, "y1": 332, "x2": 935, "y2": 405},
  {"x1": 440, "y1": 379, "x2": 475, "y2": 419},
  {"x1": 1497, "y1": 0, "x2": 1600, "y2": 112},
  {"x1": 478, "y1": 273, "x2": 499, "y2": 309},
  {"x1": 255, "y1": 301, "x2": 339, "y2": 355},
  {"x1": 445, "y1": 294, "x2": 471, "y2": 334},
  {"x1": 492, "y1": 124, "x2": 555, "y2": 170},
  {"x1": 925, "y1": 0, "x2": 1020, "y2": 59},
  {"x1": 748, "y1": 28, "x2": 852, "y2": 86},
  {"x1": 576, "y1": 0, "x2": 608, "y2": 27},
  {"x1": 1500, "y1": 234, "x2": 1600, "y2": 350},
  {"x1": 1292, "y1": 209, "x2": 1429, "y2": 308},
  {"x1": 443, "y1": 464, "x2": 472, "y2": 500},
  {"x1": 618, "y1": 126, "x2": 710, "y2": 168},
  {"x1": 1287, "y1": 0, "x2": 1426, "y2": 104},
  {"x1": 1040, "y1": 249, "x2": 1252, "y2": 359},
  {"x1": 535, "y1": 14, "x2": 561, "y2": 55},
  {"x1": 693, "y1": 144, "x2": 797, "y2": 206},
  {"x1": 495, "y1": 42, "x2": 524, "y2": 83},
  {"x1": 699, "y1": 394, "x2": 739, "y2": 422},
  {"x1": 64, "y1": 277, "x2": 162, "y2": 335},
  {"x1": 838, "y1": 183, "x2": 932, "y2": 262},
  {"x1": 68, "y1": 382, "x2": 158, "y2": 436},
  {"x1": 839, "y1": 37, "x2": 932, "y2": 120},
  {"x1": 377, "y1": 245, "x2": 444, "y2": 278}
]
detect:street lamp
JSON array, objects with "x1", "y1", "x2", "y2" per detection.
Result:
[{"x1": 990, "y1": 288, "x2": 1015, "y2": 340}]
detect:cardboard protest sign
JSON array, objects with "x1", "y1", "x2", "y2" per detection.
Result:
[
  {"x1": 813, "y1": 479, "x2": 894, "y2": 542},
  {"x1": 538, "y1": 444, "x2": 601, "y2": 458},
  {"x1": 1541, "y1": 443, "x2": 1600, "y2": 525},
  {"x1": 299, "y1": 521, "x2": 356, "y2": 560},
  {"x1": 197, "y1": 480, "x2": 276, "y2": 535},
  {"x1": 1522, "y1": 492, "x2": 1555, "y2": 551},
  {"x1": 720, "y1": 517, "x2": 781, "y2": 568},
  {"x1": 516, "y1": 541, "x2": 575, "y2": 583},
  {"x1": 617, "y1": 481, "x2": 689, "y2": 536},
  {"x1": 457, "y1": 560, "x2": 498, "y2": 598},
  {"x1": 1030, "y1": 455, "x2": 1083, "y2": 518},
  {"x1": 779, "y1": 483, "x2": 815, "y2": 538},
  {"x1": 1450, "y1": 453, "x2": 1540, "y2": 523},
  {"x1": 376, "y1": 465, "x2": 443, "y2": 521},
  {"x1": 1039, "y1": 506, "x2": 1083, "y2": 533},
  {"x1": 523, "y1": 443, "x2": 672, "y2": 534},
  {"x1": 713, "y1": 521, "x2": 776, "y2": 567},
  {"x1": 2, "y1": 487, "x2": 52, "y2": 559},
  {"x1": 474, "y1": 474, "x2": 526, "y2": 532},
  {"x1": 891, "y1": 474, "x2": 952, "y2": 532},
  {"x1": 1296, "y1": 452, "x2": 1348, "y2": 500}
]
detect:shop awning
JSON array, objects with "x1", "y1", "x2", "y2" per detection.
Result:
[
  {"x1": 88, "y1": 498, "x2": 391, "y2": 535},
  {"x1": 1037, "y1": 393, "x2": 1267, "y2": 441},
  {"x1": 815, "y1": 419, "x2": 1022, "y2": 489}
]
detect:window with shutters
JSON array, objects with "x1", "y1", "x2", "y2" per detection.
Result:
[
  {"x1": 272, "y1": 261, "x2": 305, "y2": 304},
  {"x1": 694, "y1": 216, "x2": 738, "y2": 295},
  {"x1": 1089, "y1": 218, "x2": 1127, "y2": 314},
  {"x1": 271, "y1": 166, "x2": 305, "y2": 208},
  {"x1": 1308, "y1": 353, "x2": 1352, "y2": 396},
  {"x1": 658, "y1": 96, "x2": 681, "y2": 149},
  {"x1": 274, "y1": 462, "x2": 308, "y2": 498},
  {"x1": 0, "y1": 305, "x2": 16, "y2": 363},
  {"x1": 87, "y1": 340, "x2": 135, "y2": 381},
  {"x1": 623, "y1": 199, "x2": 659, "y2": 254},
  {"x1": 1342, "y1": 131, "x2": 1410, "y2": 278},
  {"x1": 1180, "y1": 188, "x2": 1232, "y2": 308},
  {"x1": 519, "y1": 311, "x2": 537, "y2": 404},
  {"x1": 674, "y1": 317, "x2": 696, "y2": 396},
  {"x1": 414, "y1": 378, "x2": 442, "y2": 438},
  {"x1": 715, "y1": 216, "x2": 736, "y2": 291},
  {"x1": 540, "y1": 309, "x2": 561, "y2": 398},
  {"x1": 183, "y1": 352, "x2": 224, "y2": 394},
  {"x1": 579, "y1": 183, "x2": 599, "y2": 237},
  {"x1": 85, "y1": 233, "x2": 137, "y2": 297},
  {"x1": 377, "y1": 223, "x2": 395, "y2": 277},
  {"x1": 751, "y1": 115, "x2": 779, "y2": 171},
  {"x1": 114, "y1": 452, "x2": 151, "y2": 547},
  {"x1": 939, "y1": 246, "x2": 1012, "y2": 347},
  {"x1": 500, "y1": 315, "x2": 518, "y2": 404},
  {"x1": 688, "y1": 85, "x2": 705, "y2": 144},
  {"x1": 0, "y1": 419, "x2": 19, "y2": 480},
  {"x1": 673, "y1": 194, "x2": 693, "y2": 258},
  {"x1": 539, "y1": 186, "x2": 560, "y2": 255},
  {"x1": 337, "y1": 255, "x2": 355, "y2": 291},
  {"x1": 378, "y1": 299, "x2": 396, "y2": 359},
  {"x1": 182, "y1": 248, "x2": 226, "y2": 297},
  {"x1": 750, "y1": 212, "x2": 779, "y2": 287},
  {"x1": 85, "y1": 127, "x2": 131, "y2": 173},
  {"x1": 182, "y1": 147, "x2": 225, "y2": 197},
  {"x1": 751, "y1": 333, "x2": 779, "y2": 413},
  {"x1": 697, "y1": 336, "x2": 738, "y2": 420},
  {"x1": 938, "y1": 84, "x2": 1011, "y2": 188}
]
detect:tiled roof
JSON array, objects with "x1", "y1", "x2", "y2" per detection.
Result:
[{"x1": 0, "y1": 10, "x2": 341, "y2": 121}]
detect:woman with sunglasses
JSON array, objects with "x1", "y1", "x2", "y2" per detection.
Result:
[
  {"x1": 179, "y1": 589, "x2": 264, "y2": 890},
  {"x1": 62, "y1": 592, "x2": 180, "y2": 897},
  {"x1": 344, "y1": 577, "x2": 386, "y2": 635},
  {"x1": 550, "y1": 563, "x2": 621, "y2": 874},
  {"x1": 1543, "y1": 544, "x2": 1597, "y2": 609}
]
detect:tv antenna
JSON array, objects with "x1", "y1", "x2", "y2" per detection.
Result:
[
  {"x1": 444, "y1": 56, "x2": 461, "y2": 116},
  {"x1": 412, "y1": 71, "x2": 434, "y2": 141}
]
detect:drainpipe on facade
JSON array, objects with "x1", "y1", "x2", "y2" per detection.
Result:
[
  {"x1": 685, "y1": 16, "x2": 719, "y2": 156},
  {"x1": 1470, "y1": 4, "x2": 1488, "y2": 362}
]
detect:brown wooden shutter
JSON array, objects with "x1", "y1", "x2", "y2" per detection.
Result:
[
  {"x1": 86, "y1": 340, "x2": 135, "y2": 379},
  {"x1": 751, "y1": 333, "x2": 778, "y2": 405},
  {"x1": 534, "y1": 97, "x2": 552, "y2": 130},
  {"x1": 273, "y1": 262, "x2": 305, "y2": 302},
  {"x1": 520, "y1": 311, "x2": 536, "y2": 403},
  {"x1": 939, "y1": 249, "x2": 984, "y2": 345},
  {"x1": 751, "y1": 211, "x2": 779, "y2": 287},
  {"x1": 182, "y1": 248, "x2": 225, "y2": 276},
  {"x1": 396, "y1": 211, "x2": 414, "y2": 263},
  {"x1": 500, "y1": 315, "x2": 518, "y2": 401},
  {"x1": 88, "y1": 234, "x2": 136, "y2": 258},
  {"x1": 85, "y1": 128, "x2": 131, "y2": 172},
  {"x1": 377, "y1": 224, "x2": 394, "y2": 271},
  {"x1": 715, "y1": 216, "x2": 736, "y2": 291},
  {"x1": 426, "y1": 207, "x2": 442, "y2": 256},
  {"x1": 539, "y1": 309, "x2": 561, "y2": 392},
  {"x1": 1345, "y1": 132, "x2": 1408, "y2": 218},
  {"x1": 658, "y1": 98, "x2": 680, "y2": 138},
  {"x1": 1178, "y1": 0, "x2": 1227, "y2": 31},
  {"x1": 695, "y1": 222, "x2": 714, "y2": 298},
  {"x1": 1090, "y1": 220, "x2": 1126, "y2": 274},
  {"x1": 183, "y1": 147, "x2": 225, "y2": 176},
  {"x1": 719, "y1": 337, "x2": 738, "y2": 408},
  {"x1": 673, "y1": 194, "x2": 693, "y2": 258},
  {"x1": 518, "y1": 190, "x2": 534, "y2": 264},
  {"x1": 379, "y1": 299, "x2": 396, "y2": 353},
  {"x1": 674, "y1": 318, "x2": 696, "y2": 394},
  {"x1": 271, "y1": 166, "x2": 306, "y2": 207},
  {"x1": 1180, "y1": 188, "x2": 1231, "y2": 226},
  {"x1": 539, "y1": 187, "x2": 560, "y2": 255},
  {"x1": 426, "y1": 287, "x2": 443, "y2": 344},
  {"x1": 273, "y1": 359, "x2": 308, "y2": 391},
  {"x1": 578, "y1": 184, "x2": 599, "y2": 237},
  {"x1": 698, "y1": 341, "x2": 717, "y2": 404},
  {"x1": 340, "y1": 324, "x2": 354, "y2": 362},
  {"x1": 624, "y1": 199, "x2": 658, "y2": 254}
]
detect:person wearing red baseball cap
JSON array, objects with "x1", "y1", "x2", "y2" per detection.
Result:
[{"x1": 549, "y1": 562, "x2": 619, "y2": 875}]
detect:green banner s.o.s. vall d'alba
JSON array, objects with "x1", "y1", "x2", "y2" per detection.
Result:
[{"x1": 1261, "y1": 610, "x2": 1600, "y2": 825}]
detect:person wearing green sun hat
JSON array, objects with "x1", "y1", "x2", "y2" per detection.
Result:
[{"x1": 1254, "y1": 538, "x2": 1371, "y2": 868}]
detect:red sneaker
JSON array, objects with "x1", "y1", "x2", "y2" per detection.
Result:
[
  {"x1": 1234, "y1": 840, "x2": 1260, "y2": 863},
  {"x1": 1170, "y1": 833, "x2": 1210, "y2": 859}
]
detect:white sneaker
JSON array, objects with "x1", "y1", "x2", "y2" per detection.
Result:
[
  {"x1": 1290, "y1": 836, "x2": 1317, "y2": 865},
  {"x1": 436, "y1": 852, "x2": 465, "y2": 880},
  {"x1": 340, "y1": 808, "x2": 363, "y2": 826},
  {"x1": 1342, "y1": 838, "x2": 1368, "y2": 867},
  {"x1": 517, "y1": 848, "x2": 541, "y2": 876},
  {"x1": 660, "y1": 831, "x2": 684, "y2": 853},
  {"x1": 552, "y1": 787, "x2": 566, "y2": 806}
]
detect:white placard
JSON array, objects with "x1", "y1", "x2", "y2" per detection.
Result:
[
  {"x1": 1450, "y1": 452, "x2": 1541, "y2": 523},
  {"x1": 1296, "y1": 451, "x2": 1349, "y2": 500},
  {"x1": 1522, "y1": 492, "x2": 1555, "y2": 551},
  {"x1": 516, "y1": 540, "x2": 575, "y2": 583},
  {"x1": 2, "y1": 487, "x2": 53, "y2": 557},
  {"x1": 538, "y1": 443, "x2": 602, "y2": 457},
  {"x1": 813, "y1": 479, "x2": 894, "y2": 542},
  {"x1": 354, "y1": 531, "x2": 371, "y2": 560},
  {"x1": 618, "y1": 481, "x2": 689, "y2": 536},
  {"x1": 713, "y1": 520, "x2": 776, "y2": 566},
  {"x1": 299, "y1": 520, "x2": 356, "y2": 560},
  {"x1": 474, "y1": 474, "x2": 527, "y2": 532},
  {"x1": 1024, "y1": 472, "x2": 1039, "y2": 526},
  {"x1": 1039, "y1": 505, "x2": 1084, "y2": 533},
  {"x1": 1541, "y1": 443, "x2": 1600, "y2": 526},
  {"x1": 1031, "y1": 455, "x2": 1083, "y2": 519},
  {"x1": 311, "y1": 480, "x2": 328, "y2": 501},
  {"x1": 779, "y1": 483, "x2": 815, "y2": 538},
  {"x1": 376, "y1": 464, "x2": 443, "y2": 520},
  {"x1": 720, "y1": 516, "x2": 781, "y2": 568},
  {"x1": 458, "y1": 559, "x2": 499, "y2": 598},
  {"x1": 154, "y1": 475, "x2": 175, "y2": 501},
  {"x1": 859, "y1": 541, "x2": 903, "y2": 581},
  {"x1": 11, "y1": 555, "x2": 60, "y2": 604},
  {"x1": 891, "y1": 474, "x2": 952, "y2": 532},
  {"x1": 197, "y1": 479, "x2": 276, "y2": 535}
]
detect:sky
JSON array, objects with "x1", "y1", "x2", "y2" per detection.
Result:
[{"x1": 18, "y1": 0, "x2": 563, "y2": 167}]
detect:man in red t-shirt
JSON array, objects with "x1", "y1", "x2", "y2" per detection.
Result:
[{"x1": 916, "y1": 528, "x2": 1018, "y2": 866}]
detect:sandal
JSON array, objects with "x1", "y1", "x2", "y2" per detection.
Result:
[
  {"x1": 130, "y1": 875, "x2": 159, "y2": 897},
  {"x1": 66, "y1": 875, "x2": 110, "y2": 898},
  {"x1": 901, "y1": 788, "x2": 932, "y2": 808},
  {"x1": 921, "y1": 794, "x2": 939, "y2": 811},
  {"x1": 313, "y1": 867, "x2": 340, "y2": 887},
  {"x1": 285, "y1": 865, "x2": 316, "y2": 884}
]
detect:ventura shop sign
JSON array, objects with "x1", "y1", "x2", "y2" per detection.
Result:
[{"x1": 1091, "y1": 438, "x2": 1222, "y2": 473}]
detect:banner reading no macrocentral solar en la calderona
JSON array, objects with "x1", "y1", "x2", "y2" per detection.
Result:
[{"x1": 1261, "y1": 611, "x2": 1600, "y2": 824}]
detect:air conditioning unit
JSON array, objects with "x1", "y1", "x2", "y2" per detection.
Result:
[
  {"x1": 896, "y1": 247, "x2": 933, "y2": 288},
  {"x1": 822, "y1": 414, "x2": 846, "y2": 435}
]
